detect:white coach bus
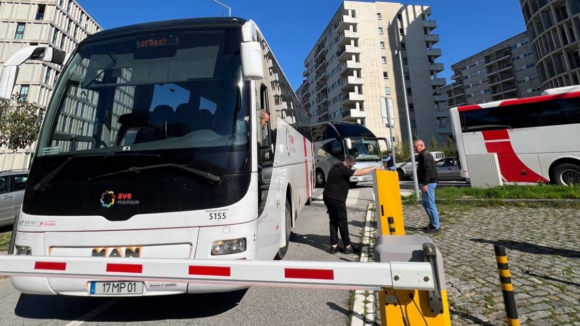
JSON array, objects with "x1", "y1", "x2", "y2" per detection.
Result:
[
  {"x1": 0, "y1": 17, "x2": 313, "y2": 296},
  {"x1": 449, "y1": 86, "x2": 580, "y2": 185}
]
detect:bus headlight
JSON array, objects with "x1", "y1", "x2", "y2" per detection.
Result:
[
  {"x1": 211, "y1": 238, "x2": 246, "y2": 255},
  {"x1": 15, "y1": 246, "x2": 32, "y2": 255}
]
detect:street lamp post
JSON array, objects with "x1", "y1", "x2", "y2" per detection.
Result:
[
  {"x1": 379, "y1": 96, "x2": 396, "y2": 166},
  {"x1": 209, "y1": 0, "x2": 231, "y2": 17},
  {"x1": 395, "y1": 48, "x2": 420, "y2": 200}
]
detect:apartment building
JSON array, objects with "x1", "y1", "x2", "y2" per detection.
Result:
[
  {"x1": 0, "y1": 0, "x2": 100, "y2": 169},
  {"x1": 440, "y1": 32, "x2": 542, "y2": 137},
  {"x1": 298, "y1": 1, "x2": 446, "y2": 144},
  {"x1": 521, "y1": 0, "x2": 580, "y2": 89}
]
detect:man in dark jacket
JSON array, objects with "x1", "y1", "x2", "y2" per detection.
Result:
[
  {"x1": 414, "y1": 139, "x2": 440, "y2": 233},
  {"x1": 323, "y1": 155, "x2": 381, "y2": 254}
]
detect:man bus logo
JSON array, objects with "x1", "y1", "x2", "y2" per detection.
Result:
[{"x1": 91, "y1": 247, "x2": 141, "y2": 257}]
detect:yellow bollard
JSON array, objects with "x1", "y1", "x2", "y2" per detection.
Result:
[{"x1": 373, "y1": 170, "x2": 405, "y2": 236}]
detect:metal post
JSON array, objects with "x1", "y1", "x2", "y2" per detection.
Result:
[
  {"x1": 395, "y1": 49, "x2": 419, "y2": 200},
  {"x1": 494, "y1": 245, "x2": 520, "y2": 326},
  {"x1": 209, "y1": 0, "x2": 231, "y2": 17}
]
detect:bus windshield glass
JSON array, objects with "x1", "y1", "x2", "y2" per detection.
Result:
[
  {"x1": 37, "y1": 29, "x2": 248, "y2": 158},
  {"x1": 347, "y1": 138, "x2": 382, "y2": 162}
]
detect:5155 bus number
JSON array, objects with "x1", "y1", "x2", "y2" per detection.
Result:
[{"x1": 209, "y1": 212, "x2": 226, "y2": 220}]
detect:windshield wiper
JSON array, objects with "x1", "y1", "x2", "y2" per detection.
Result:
[
  {"x1": 33, "y1": 152, "x2": 161, "y2": 192},
  {"x1": 87, "y1": 163, "x2": 221, "y2": 184}
]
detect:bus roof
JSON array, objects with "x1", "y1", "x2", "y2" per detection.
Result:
[
  {"x1": 451, "y1": 88, "x2": 580, "y2": 112},
  {"x1": 311, "y1": 121, "x2": 376, "y2": 138},
  {"x1": 83, "y1": 17, "x2": 248, "y2": 43}
]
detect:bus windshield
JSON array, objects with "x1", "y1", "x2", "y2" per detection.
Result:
[
  {"x1": 38, "y1": 29, "x2": 248, "y2": 158},
  {"x1": 347, "y1": 138, "x2": 382, "y2": 162}
]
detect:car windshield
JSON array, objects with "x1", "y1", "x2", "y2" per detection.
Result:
[
  {"x1": 37, "y1": 28, "x2": 248, "y2": 157},
  {"x1": 347, "y1": 138, "x2": 382, "y2": 162}
]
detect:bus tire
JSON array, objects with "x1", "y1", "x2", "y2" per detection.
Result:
[
  {"x1": 553, "y1": 163, "x2": 580, "y2": 185},
  {"x1": 275, "y1": 200, "x2": 292, "y2": 260},
  {"x1": 315, "y1": 169, "x2": 325, "y2": 188}
]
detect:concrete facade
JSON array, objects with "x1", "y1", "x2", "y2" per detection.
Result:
[
  {"x1": 440, "y1": 32, "x2": 542, "y2": 137},
  {"x1": 521, "y1": 0, "x2": 580, "y2": 89},
  {"x1": 0, "y1": 0, "x2": 100, "y2": 169},
  {"x1": 298, "y1": 1, "x2": 446, "y2": 144}
]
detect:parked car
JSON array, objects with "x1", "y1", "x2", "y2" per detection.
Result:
[
  {"x1": 396, "y1": 151, "x2": 445, "y2": 181},
  {"x1": 0, "y1": 169, "x2": 28, "y2": 227},
  {"x1": 409, "y1": 157, "x2": 468, "y2": 183}
]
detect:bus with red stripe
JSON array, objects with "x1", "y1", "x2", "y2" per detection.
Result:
[
  {"x1": 449, "y1": 86, "x2": 580, "y2": 185},
  {"x1": 0, "y1": 17, "x2": 314, "y2": 296}
]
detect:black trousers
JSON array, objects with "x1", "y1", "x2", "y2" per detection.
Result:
[{"x1": 323, "y1": 198, "x2": 351, "y2": 247}]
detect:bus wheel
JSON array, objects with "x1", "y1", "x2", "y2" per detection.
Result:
[
  {"x1": 554, "y1": 163, "x2": 580, "y2": 185},
  {"x1": 275, "y1": 200, "x2": 292, "y2": 260},
  {"x1": 315, "y1": 169, "x2": 325, "y2": 188}
]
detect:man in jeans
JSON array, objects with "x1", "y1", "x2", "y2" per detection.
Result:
[
  {"x1": 323, "y1": 155, "x2": 381, "y2": 254},
  {"x1": 414, "y1": 139, "x2": 440, "y2": 233}
]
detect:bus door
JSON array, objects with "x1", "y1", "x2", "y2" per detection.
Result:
[{"x1": 323, "y1": 140, "x2": 344, "y2": 173}]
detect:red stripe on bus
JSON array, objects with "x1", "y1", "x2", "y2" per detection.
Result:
[
  {"x1": 106, "y1": 263, "x2": 143, "y2": 274},
  {"x1": 482, "y1": 129, "x2": 509, "y2": 141},
  {"x1": 499, "y1": 91, "x2": 580, "y2": 107},
  {"x1": 189, "y1": 266, "x2": 231, "y2": 277},
  {"x1": 482, "y1": 131, "x2": 548, "y2": 183},
  {"x1": 34, "y1": 262, "x2": 66, "y2": 271},
  {"x1": 457, "y1": 104, "x2": 482, "y2": 112},
  {"x1": 285, "y1": 268, "x2": 334, "y2": 280}
]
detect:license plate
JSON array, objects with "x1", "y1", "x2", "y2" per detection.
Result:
[{"x1": 89, "y1": 281, "x2": 144, "y2": 295}]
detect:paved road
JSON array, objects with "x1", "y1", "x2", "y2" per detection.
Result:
[{"x1": 0, "y1": 185, "x2": 375, "y2": 326}]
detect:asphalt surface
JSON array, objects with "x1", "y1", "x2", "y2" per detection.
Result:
[{"x1": 0, "y1": 184, "x2": 375, "y2": 326}]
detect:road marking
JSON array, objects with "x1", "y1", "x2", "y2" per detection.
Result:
[{"x1": 64, "y1": 298, "x2": 122, "y2": 326}]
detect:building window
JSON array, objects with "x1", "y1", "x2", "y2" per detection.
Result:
[
  {"x1": 44, "y1": 68, "x2": 51, "y2": 85},
  {"x1": 402, "y1": 57, "x2": 408, "y2": 65},
  {"x1": 384, "y1": 87, "x2": 390, "y2": 95},
  {"x1": 54, "y1": 72, "x2": 59, "y2": 87},
  {"x1": 379, "y1": 41, "x2": 385, "y2": 49},
  {"x1": 383, "y1": 72, "x2": 389, "y2": 79},
  {"x1": 378, "y1": 27, "x2": 383, "y2": 35},
  {"x1": 401, "y1": 42, "x2": 406, "y2": 50},
  {"x1": 381, "y1": 56, "x2": 387, "y2": 64},
  {"x1": 80, "y1": 12, "x2": 84, "y2": 24},
  {"x1": 411, "y1": 119, "x2": 416, "y2": 128},
  {"x1": 67, "y1": 1, "x2": 71, "y2": 13},
  {"x1": 409, "y1": 104, "x2": 414, "y2": 111},
  {"x1": 399, "y1": 28, "x2": 404, "y2": 35},
  {"x1": 404, "y1": 72, "x2": 410, "y2": 80},
  {"x1": 74, "y1": 26, "x2": 78, "y2": 38},
  {"x1": 59, "y1": 0, "x2": 64, "y2": 6},
  {"x1": 397, "y1": 14, "x2": 402, "y2": 21},
  {"x1": 67, "y1": 20, "x2": 72, "y2": 33},
  {"x1": 19, "y1": 85, "x2": 29, "y2": 101},
  {"x1": 60, "y1": 36, "x2": 65, "y2": 49},
  {"x1": 36, "y1": 4, "x2": 46, "y2": 20},
  {"x1": 377, "y1": 13, "x2": 382, "y2": 20},
  {"x1": 52, "y1": 29, "x2": 58, "y2": 44},
  {"x1": 14, "y1": 23, "x2": 25, "y2": 39},
  {"x1": 406, "y1": 87, "x2": 412, "y2": 95}
]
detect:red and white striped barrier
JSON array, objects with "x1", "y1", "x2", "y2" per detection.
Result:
[{"x1": 0, "y1": 256, "x2": 435, "y2": 291}]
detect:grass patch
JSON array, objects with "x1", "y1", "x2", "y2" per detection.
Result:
[{"x1": 0, "y1": 231, "x2": 11, "y2": 251}]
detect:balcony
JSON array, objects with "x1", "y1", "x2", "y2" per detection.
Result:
[
  {"x1": 423, "y1": 20, "x2": 437, "y2": 29},
  {"x1": 437, "y1": 126, "x2": 452, "y2": 134},
  {"x1": 338, "y1": 45, "x2": 361, "y2": 61},
  {"x1": 347, "y1": 76, "x2": 363, "y2": 85},
  {"x1": 339, "y1": 60, "x2": 362, "y2": 75},
  {"x1": 433, "y1": 94, "x2": 449, "y2": 102},
  {"x1": 342, "y1": 92, "x2": 365, "y2": 104},
  {"x1": 342, "y1": 108, "x2": 367, "y2": 120},
  {"x1": 491, "y1": 86, "x2": 517, "y2": 96},
  {"x1": 431, "y1": 78, "x2": 446, "y2": 87},
  {"x1": 303, "y1": 69, "x2": 308, "y2": 77},
  {"x1": 338, "y1": 15, "x2": 358, "y2": 32},
  {"x1": 315, "y1": 84, "x2": 327, "y2": 95},
  {"x1": 449, "y1": 90, "x2": 465, "y2": 99},
  {"x1": 429, "y1": 63, "x2": 444, "y2": 72},
  {"x1": 451, "y1": 82, "x2": 463, "y2": 89},
  {"x1": 314, "y1": 72, "x2": 326, "y2": 83},
  {"x1": 488, "y1": 76, "x2": 515, "y2": 87},
  {"x1": 426, "y1": 48, "x2": 442, "y2": 58},
  {"x1": 316, "y1": 96, "x2": 328, "y2": 105},
  {"x1": 451, "y1": 73, "x2": 462, "y2": 80},
  {"x1": 338, "y1": 30, "x2": 359, "y2": 47},
  {"x1": 314, "y1": 60, "x2": 326, "y2": 72},
  {"x1": 435, "y1": 110, "x2": 449, "y2": 118},
  {"x1": 425, "y1": 34, "x2": 439, "y2": 43}
]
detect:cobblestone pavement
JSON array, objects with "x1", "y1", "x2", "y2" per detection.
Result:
[{"x1": 401, "y1": 205, "x2": 580, "y2": 326}]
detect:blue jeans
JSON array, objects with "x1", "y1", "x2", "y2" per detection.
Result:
[{"x1": 421, "y1": 183, "x2": 440, "y2": 229}]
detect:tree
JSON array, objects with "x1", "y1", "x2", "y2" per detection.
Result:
[{"x1": 0, "y1": 96, "x2": 41, "y2": 150}]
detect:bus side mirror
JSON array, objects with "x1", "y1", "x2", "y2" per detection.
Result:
[
  {"x1": 345, "y1": 138, "x2": 352, "y2": 150},
  {"x1": 241, "y1": 41, "x2": 264, "y2": 80},
  {"x1": 0, "y1": 46, "x2": 66, "y2": 101}
]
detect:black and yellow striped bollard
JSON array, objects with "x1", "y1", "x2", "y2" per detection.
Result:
[{"x1": 494, "y1": 245, "x2": 520, "y2": 326}]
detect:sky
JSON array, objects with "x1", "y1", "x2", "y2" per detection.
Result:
[{"x1": 76, "y1": 0, "x2": 527, "y2": 90}]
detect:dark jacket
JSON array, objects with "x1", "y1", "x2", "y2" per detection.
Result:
[{"x1": 417, "y1": 150, "x2": 438, "y2": 184}]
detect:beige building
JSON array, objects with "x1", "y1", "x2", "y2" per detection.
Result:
[
  {"x1": 297, "y1": 1, "x2": 446, "y2": 144},
  {"x1": 0, "y1": 0, "x2": 100, "y2": 169},
  {"x1": 521, "y1": 0, "x2": 580, "y2": 89},
  {"x1": 440, "y1": 32, "x2": 542, "y2": 136}
]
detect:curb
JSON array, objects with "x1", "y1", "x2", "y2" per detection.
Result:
[{"x1": 350, "y1": 204, "x2": 378, "y2": 326}]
